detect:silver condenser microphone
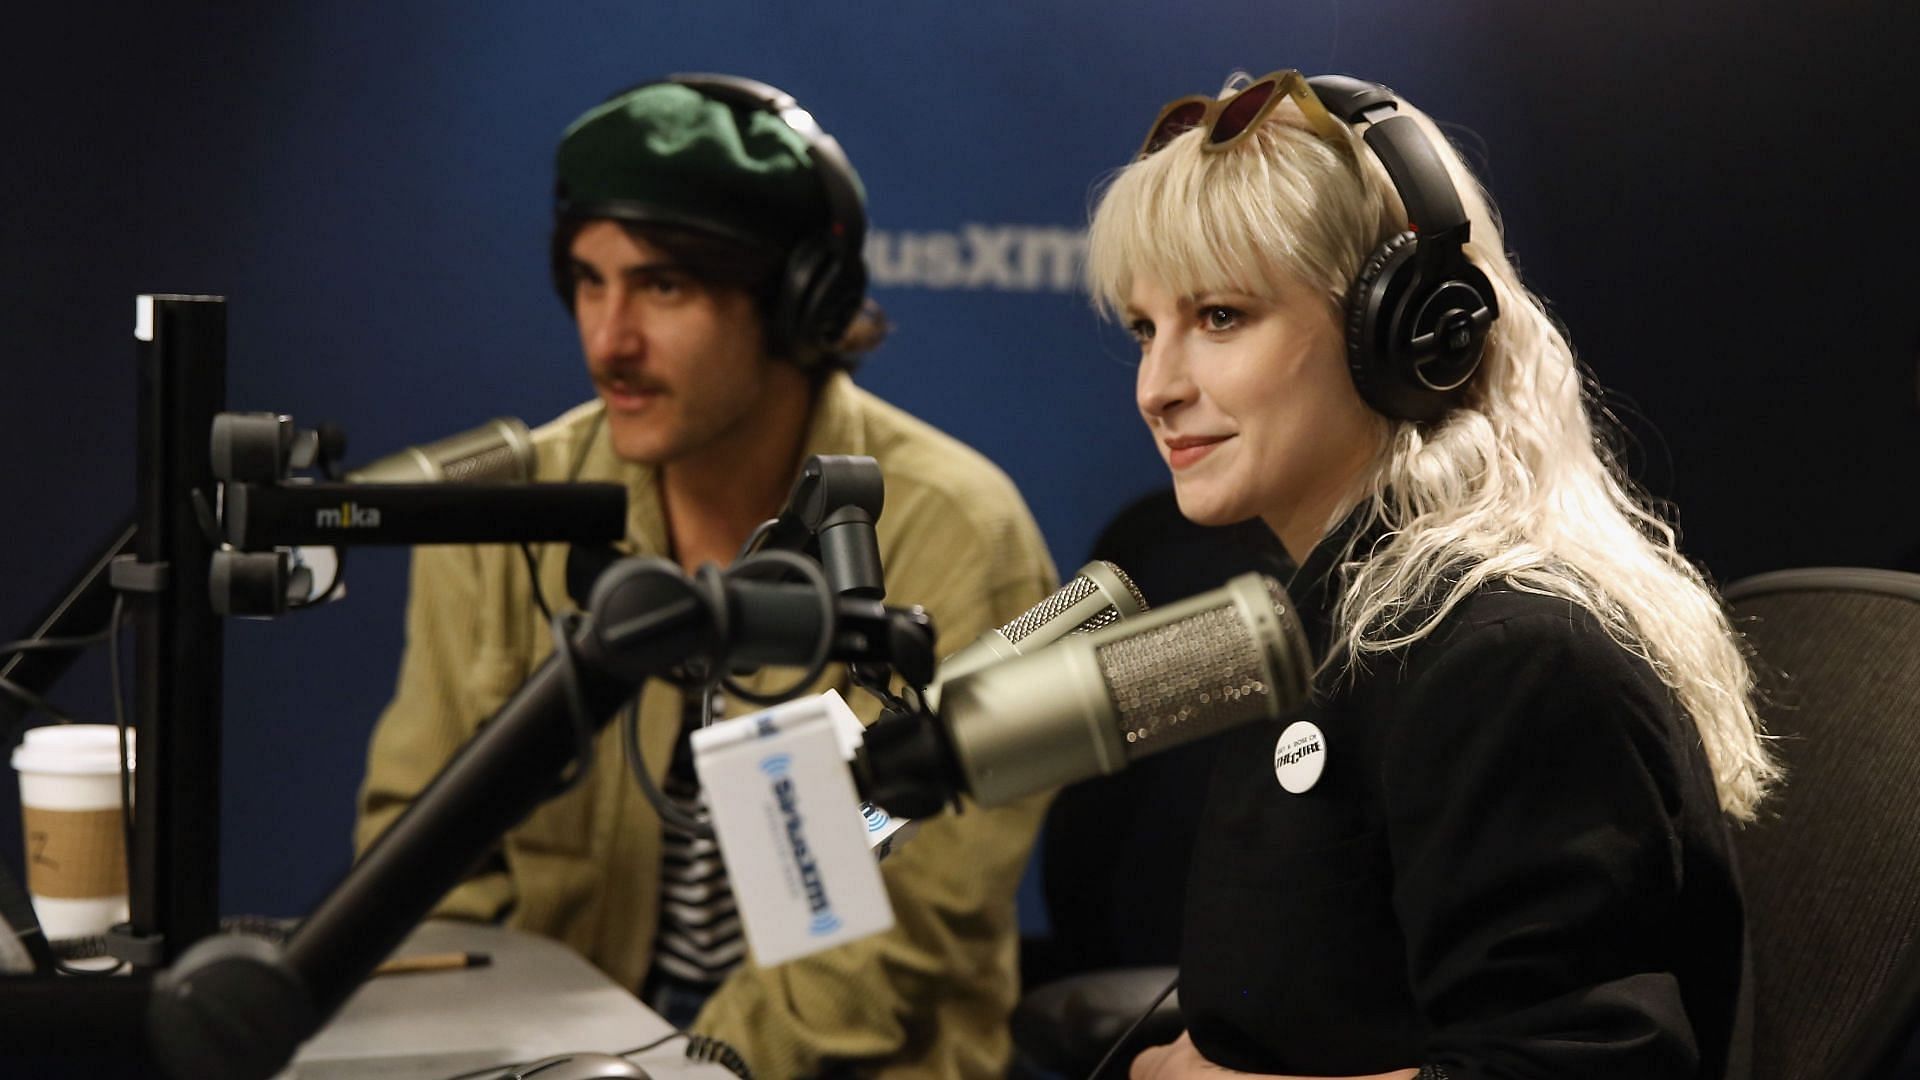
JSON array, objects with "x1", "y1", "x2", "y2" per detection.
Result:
[
  {"x1": 935, "y1": 572, "x2": 1314, "y2": 806},
  {"x1": 344, "y1": 417, "x2": 535, "y2": 484},
  {"x1": 924, "y1": 560, "x2": 1148, "y2": 709}
]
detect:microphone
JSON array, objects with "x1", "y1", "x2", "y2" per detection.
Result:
[
  {"x1": 859, "y1": 572, "x2": 1314, "y2": 813},
  {"x1": 343, "y1": 417, "x2": 534, "y2": 484},
  {"x1": 924, "y1": 560, "x2": 1148, "y2": 708},
  {"x1": 214, "y1": 418, "x2": 608, "y2": 614}
]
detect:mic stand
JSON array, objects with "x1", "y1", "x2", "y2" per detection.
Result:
[
  {"x1": 124, "y1": 295, "x2": 228, "y2": 967},
  {"x1": 145, "y1": 555, "x2": 935, "y2": 1080}
]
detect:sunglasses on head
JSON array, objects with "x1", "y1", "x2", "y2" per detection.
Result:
[{"x1": 1136, "y1": 69, "x2": 1350, "y2": 160}]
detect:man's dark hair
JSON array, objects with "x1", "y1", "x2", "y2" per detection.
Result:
[{"x1": 550, "y1": 217, "x2": 886, "y2": 375}]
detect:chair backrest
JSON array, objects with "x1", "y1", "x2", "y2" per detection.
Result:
[{"x1": 1724, "y1": 567, "x2": 1920, "y2": 1080}]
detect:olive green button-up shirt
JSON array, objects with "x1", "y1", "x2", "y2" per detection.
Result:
[{"x1": 355, "y1": 372, "x2": 1057, "y2": 1077}]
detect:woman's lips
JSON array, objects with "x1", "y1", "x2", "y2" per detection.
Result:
[{"x1": 1165, "y1": 435, "x2": 1231, "y2": 470}]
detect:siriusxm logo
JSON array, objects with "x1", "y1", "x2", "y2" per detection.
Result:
[
  {"x1": 865, "y1": 226, "x2": 1087, "y2": 293},
  {"x1": 315, "y1": 502, "x2": 381, "y2": 529},
  {"x1": 760, "y1": 754, "x2": 841, "y2": 937}
]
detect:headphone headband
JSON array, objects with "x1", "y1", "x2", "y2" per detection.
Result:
[
  {"x1": 1305, "y1": 74, "x2": 1500, "y2": 422},
  {"x1": 1307, "y1": 75, "x2": 1469, "y2": 251}
]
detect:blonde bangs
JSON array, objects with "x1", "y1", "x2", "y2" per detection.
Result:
[{"x1": 1087, "y1": 122, "x2": 1381, "y2": 320}]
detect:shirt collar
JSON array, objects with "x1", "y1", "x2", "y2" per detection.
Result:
[{"x1": 606, "y1": 370, "x2": 868, "y2": 559}]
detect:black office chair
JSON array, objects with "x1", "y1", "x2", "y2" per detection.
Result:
[
  {"x1": 1011, "y1": 490, "x2": 1292, "y2": 1078},
  {"x1": 1723, "y1": 567, "x2": 1920, "y2": 1080}
]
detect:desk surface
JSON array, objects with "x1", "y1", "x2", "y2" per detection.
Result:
[{"x1": 285, "y1": 920, "x2": 735, "y2": 1080}]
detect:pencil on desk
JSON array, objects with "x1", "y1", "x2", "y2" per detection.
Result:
[{"x1": 372, "y1": 951, "x2": 492, "y2": 977}]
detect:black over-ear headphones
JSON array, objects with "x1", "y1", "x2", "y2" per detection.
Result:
[
  {"x1": 557, "y1": 74, "x2": 870, "y2": 362},
  {"x1": 1306, "y1": 75, "x2": 1499, "y2": 423}
]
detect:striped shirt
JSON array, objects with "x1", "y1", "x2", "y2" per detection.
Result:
[{"x1": 647, "y1": 688, "x2": 744, "y2": 996}]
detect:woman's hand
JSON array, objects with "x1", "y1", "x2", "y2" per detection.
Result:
[
  {"x1": 1129, "y1": 1031, "x2": 1420, "y2": 1080},
  {"x1": 1130, "y1": 1031, "x2": 1226, "y2": 1079}
]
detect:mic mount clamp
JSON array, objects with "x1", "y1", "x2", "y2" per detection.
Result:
[{"x1": 761, "y1": 455, "x2": 886, "y2": 600}]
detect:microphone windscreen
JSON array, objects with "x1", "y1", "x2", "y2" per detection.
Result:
[
  {"x1": 345, "y1": 418, "x2": 534, "y2": 484},
  {"x1": 1098, "y1": 576, "x2": 1311, "y2": 765}
]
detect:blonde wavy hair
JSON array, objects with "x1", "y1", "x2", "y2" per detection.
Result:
[{"x1": 1085, "y1": 81, "x2": 1777, "y2": 820}]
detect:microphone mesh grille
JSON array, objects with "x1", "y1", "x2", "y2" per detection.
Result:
[
  {"x1": 1098, "y1": 599, "x2": 1272, "y2": 761},
  {"x1": 999, "y1": 561, "x2": 1148, "y2": 645},
  {"x1": 440, "y1": 443, "x2": 523, "y2": 483},
  {"x1": 1103, "y1": 561, "x2": 1148, "y2": 610},
  {"x1": 1000, "y1": 574, "x2": 1100, "y2": 645}
]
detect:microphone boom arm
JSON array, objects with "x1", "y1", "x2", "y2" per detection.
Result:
[{"x1": 146, "y1": 556, "x2": 934, "y2": 1080}]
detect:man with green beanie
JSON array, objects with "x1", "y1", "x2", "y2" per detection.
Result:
[{"x1": 353, "y1": 75, "x2": 1058, "y2": 1077}]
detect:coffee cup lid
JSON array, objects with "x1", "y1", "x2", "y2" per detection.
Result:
[{"x1": 11, "y1": 724, "x2": 136, "y2": 776}]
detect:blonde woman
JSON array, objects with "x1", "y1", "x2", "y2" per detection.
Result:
[{"x1": 1088, "y1": 72, "x2": 1774, "y2": 1080}]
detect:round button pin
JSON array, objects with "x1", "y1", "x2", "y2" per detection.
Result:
[{"x1": 1273, "y1": 720, "x2": 1326, "y2": 794}]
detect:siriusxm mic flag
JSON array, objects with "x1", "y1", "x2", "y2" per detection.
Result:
[{"x1": 692, "y1": 693, "x2": 894, "y2": 966}]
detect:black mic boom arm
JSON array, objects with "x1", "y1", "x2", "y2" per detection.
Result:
[
  {"x1": 219, "y1": 481, "x2": 627, "y2": 549},
  {"x1": 145, "y1": 555, "x2": 934, "y2": 1080}
]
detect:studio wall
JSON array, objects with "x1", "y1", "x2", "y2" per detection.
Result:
[{"x1": 2, "y1": 0, "x2": 1915, "y2": 932}]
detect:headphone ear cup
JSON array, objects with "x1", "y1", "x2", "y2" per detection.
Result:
[
  {"x1": 1405, "y1": 262, "x2": 1495, "y2": 397},
  {"x1": 1345, "y1": 231, "x2": 1495, "y2": 423},
  {"x1": 775, "y1": 235, "x2": 867, "y2": 366},
  {"x1": 766, "y1": 242, "x2": 812, "y2": 359},
  {"x1": 1345, "y1": 231, "x2": 1422, "y2": 419}
]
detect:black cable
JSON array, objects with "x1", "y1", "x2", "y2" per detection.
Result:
[
  {"x1": 520, "y1": 542, "x2": 554, "y2": 624},
  {"x1": 0, "y1": 623, "x2": 115, "y2": 657},
  {"x1": 578, "y1": 549, "x2": 840, "y2": 843},
  {"x1": 690, "y1": 564, "x2": 732, "y2": 686},
  {"x1": 0, "y1": 677, "x2": 80, "y2": 727},
  {"x1": 0, "y1": 603, "x2": 114, "y2": 747},
  {"x1": 1083, "y1": 972, "x2": 1180, "y2": 1080},
  {"x1": 49, "y1": 925, "x2": 128, "y2": 976},
  {"x1": 684, "y1": 1033, "x2": 754, "y2": 1079},
  {"x1": 53, "y1": 953, "x2": 128, "y2": 977},
  {"x1": 621, "y1": 687, "x2": 713, "y2": 838},
  {"x1": 620, "y1": 1031, "x2": 686, "y2": 1056},
  {"x1": 718, "y1": 549, "x2": 834, "y2": 706},
  {"x1": 432, "y1": 1031, "x2": 691, "y2": 1080},
  {"x1": 733, "y1": 517, "x2": 780, "y2": 562},
  {"x1": 107, "y1": 594, "x2": 134, "y2": 885},
  {"x1": 436, "y1": 1057, "x2": 528, "y2": 1080},
  {"x1": 849, "y1": 662, "x2": 913, "y2": 714}
]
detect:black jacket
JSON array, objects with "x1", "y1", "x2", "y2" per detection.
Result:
[{"x1": 1180, "y1": 526, "x2": 1751, "y2": 1079}]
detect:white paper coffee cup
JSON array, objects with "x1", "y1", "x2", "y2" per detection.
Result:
[{"x1": 11, "y1": 725, "x2": 135, "y2": 942}]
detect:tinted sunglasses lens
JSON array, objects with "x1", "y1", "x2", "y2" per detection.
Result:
[
  {"x1": 1144, "y1": 101, "x2": 1208, "y2": 155},
  {"x1": 1211, "y1": 80, "x2": 1277, "y2": 144}
]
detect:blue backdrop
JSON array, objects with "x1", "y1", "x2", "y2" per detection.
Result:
[{"x1": 2, "y1": 1, "x2": 1916, "y2": 939}]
